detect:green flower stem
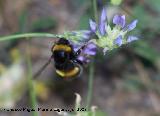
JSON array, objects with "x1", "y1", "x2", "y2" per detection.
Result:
[
  {"x1": 0, "y1": 33, "x2": 59, "y2": 41},
  {"x1": 92, "y1": 0, "x2": 98, "y2": 22},
  {"x1": 86, "y1": 61, "x2": 95, "y2": 108},
  {"x1": 26, "y1": 41, "x2": 38, "y2": 116},
  {"x1": 86, "y1": 0, "x2": 97, "y2": 109}
]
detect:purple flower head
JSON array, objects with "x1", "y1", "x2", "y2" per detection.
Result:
[
  {"x1": 88, "y1": 6, "x2": 139, "y2": 54},
  {"x1": 114, "y1": 35, "x2": 123, "y2": 46},
  {"x1": 113, "y1": 15, "x2": 125, "y2": 28}
]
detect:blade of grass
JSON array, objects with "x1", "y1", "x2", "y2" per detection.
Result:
[
  {"x1": 0, "y1": 33, "x2": 60, "y2": 41},
  {"x1": 26, "y1": 40, "x2": 38, "y2": 116}
]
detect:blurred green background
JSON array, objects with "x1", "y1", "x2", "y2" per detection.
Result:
[{"x1": 0, "y1": 0, "x2": 160, "y2": 116}]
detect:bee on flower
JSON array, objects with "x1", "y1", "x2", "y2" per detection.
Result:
[{"x1": 34, "y1": 30, "x2": 97, "y2": 79}]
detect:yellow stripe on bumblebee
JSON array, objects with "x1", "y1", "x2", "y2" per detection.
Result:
[
  {"x1": 53, "y1": 44, "x2": 72, "y2": 52},
  {"x1": 56, "y1": 67, "x2": 80, "y2": 78}
]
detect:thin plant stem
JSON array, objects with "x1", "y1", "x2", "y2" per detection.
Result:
[
  {"x1": 86, "y1": 0, "x2": 97, "y2": 109},
  {"x1": 0, "y1": 33, "x2": 60, "y2": 41},
  {"x1": 92, "y1": 0, "x2": 98, "y2": 22},
  {"x1": 26, "y1": 40, "x2": 38, "y2": 116},
  {"x1": 86, "y1": 61, "x2": 95, "y2": 108}
]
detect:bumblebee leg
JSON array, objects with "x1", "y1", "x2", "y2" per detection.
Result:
[
  {"x1": 74, "y1": 59, "x2": 84, "y2": 65},
  {"x1": 33, "y1": 56, "x2": 52, "y2": 79},
  {"x1": 75, "y1": 45, "x2": 86, "y2": 56}
]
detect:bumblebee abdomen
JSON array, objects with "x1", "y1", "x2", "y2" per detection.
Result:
[{"x1": 55, "y1": 65, "x2": 82, "y2": 78}]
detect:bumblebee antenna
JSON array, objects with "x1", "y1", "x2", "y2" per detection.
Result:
[{"x1": 33, "y1": 56, "x2": 52, "y2": 79}]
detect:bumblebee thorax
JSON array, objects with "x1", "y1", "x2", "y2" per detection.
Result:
[{"x1": 53, "y1": 50, "x2": 69, "y2": 64}]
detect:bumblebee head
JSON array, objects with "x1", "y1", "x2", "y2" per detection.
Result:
[
  {"x1": 57, "y1": 38, "x2": 70, "y2": 45},
  {"x1": 52, "y1": 38, "x2": 72, "y2": 52}
]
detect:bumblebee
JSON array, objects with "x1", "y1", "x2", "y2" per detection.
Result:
[
  {"x1": 34, "y1": 38, "x2": 85, "y2": 79},
  {"x1": 52, "y1": 38, "x2": 85, "y2": 78}
]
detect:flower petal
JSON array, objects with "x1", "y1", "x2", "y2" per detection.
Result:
[
  {"x1": 113, "y1": 15, "x2": 126, "y2": 28},
  {"x1": 86, "y1": 42, "x2": 96, "y2": 49},
  {"x1": 77, "y1": 56, "x2": 90, "y2": 63},
  {"x1": 99, "y1": 22, "x2": 106, "y2": 36},
  {"x1": 89, "y1": 19, "x2": 97, "y2": 32},
  {"x1": 83, "y1": 49, "x2": 96, "y2": 56},
  {"x1": 127, "y1": 20, "x2": 138, "y2": 31},
  {"x1": 114, "y1": 35, "x2": 123, "y2": 46},
  {"x1": 127, "y1": 36, "x2": 138, "y2": 43},
  {"x1": 83, "y1": 43, "x2": 97, "y2": 55},
  {"x1": 83, "y1": 49, "x2": 96, "y2": 55},
  {"x1": 99, "y1": 8, "x2": 107, "y2": 36},
  {"x1": 100, "y1": 7, "x2": 107, "y2": 23},
  {"x1": 78, "y1": 56, "x2": 85, "y2": 62}
]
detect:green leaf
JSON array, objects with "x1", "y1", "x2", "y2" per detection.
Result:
[{"x1": 132, "y1": 40, "x2": 160, "y2": 63}]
